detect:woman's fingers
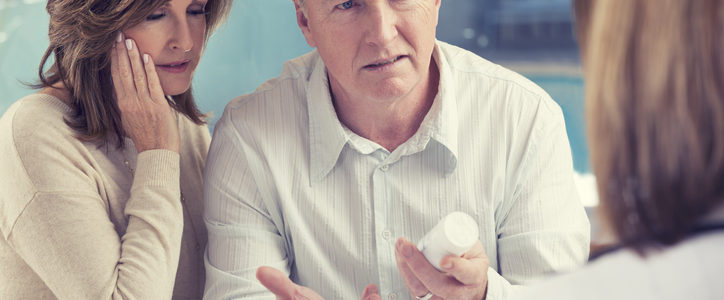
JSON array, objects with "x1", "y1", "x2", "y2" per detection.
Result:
[
  {"x1": 116, "y1": 34, "x2": 136, "y2": 100},
  {"x1": 143, "y1": 54, "x2": 165, "y2": 101},
  {"x1": 111, "y1": 35, "x2": 179, "y2": 153},
  {"x1": 124, "y1": 38, "x2": 151, "y2": 101}
]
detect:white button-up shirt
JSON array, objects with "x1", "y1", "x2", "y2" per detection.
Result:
[{"x1": 203, "y1": 41, "x2": 590, "y2": 300}]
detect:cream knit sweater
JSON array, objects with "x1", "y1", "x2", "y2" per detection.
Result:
[{"x1": 0, "y1": 94, "x2": 209, "y2": 299}]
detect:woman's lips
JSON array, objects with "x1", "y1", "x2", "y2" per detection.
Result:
[{"x1": 156, "y1": 61, "x2": 189, "y2": 73}]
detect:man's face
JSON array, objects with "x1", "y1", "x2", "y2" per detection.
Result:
[{"x1": 296, "y1": 0, "x2": 441, "y2": 103}]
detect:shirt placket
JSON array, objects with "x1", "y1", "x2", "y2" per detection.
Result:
[{"x1": 371, "y1": 151, "x2": 404, "y2": 300}]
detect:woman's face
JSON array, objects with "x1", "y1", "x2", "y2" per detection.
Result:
[{"x1": 123, "y1": 0, "x2": 208, "y2": 96}]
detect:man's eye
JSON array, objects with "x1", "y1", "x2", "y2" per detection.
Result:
[{"x1": 336, "y1": 1, "x2": 355, "y2": 10}]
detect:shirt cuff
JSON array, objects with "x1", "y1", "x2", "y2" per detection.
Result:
[{"x1": 485, "y1": 267, "x2": 512, "y2": 300}]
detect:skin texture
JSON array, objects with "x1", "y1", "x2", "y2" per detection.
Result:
[
  {"x1": 394, "y1": 238, "x2": 488, "y2": 300},
  {"x1": 111, "y1": 34, "x2": 180, "y2": 153},
  {"x1": 122, "y1": 0, "x2": 207, "y2": 96},
  {"x1": 295, "y1": 0, "x2": 441, "y2": 151},
  {"x1": 256, "y1": 267, "x2": 382, "y2": 300},
  {"x1": 110, "y1": 0, "x2": 209, "y2": 153},
  {"x1": 298, "y1": 0, "x2": 439, "y2": 103}
]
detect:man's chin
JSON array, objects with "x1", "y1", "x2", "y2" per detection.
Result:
[{"x1": 367, "y1": 79, "x2": 414, "y2": 101}]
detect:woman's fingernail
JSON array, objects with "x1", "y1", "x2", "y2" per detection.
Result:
[
  {"x1": 125, "y1": 39, "x2": 132, "y2": 50},
  {"x1": 117, "y1": 32, "x2": 123, "y2": 43},
  {"x1": 143, "y1": 54, "x2": 149, "y2": 64},
  {"x1": 441, "y1": 261, "x2": 453, "y2": 270}
]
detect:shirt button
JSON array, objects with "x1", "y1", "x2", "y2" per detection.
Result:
[
  {"x1": 380, "y1": 164, "x2": 390, "y2": 171},
  {"x1": 381, "y1": 229, "x2": 392, "y2": 240},
  {"x1": 388, "y1": 292, "x2": 398, "y2": 300}
]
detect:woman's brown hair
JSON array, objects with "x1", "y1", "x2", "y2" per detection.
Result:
[
  {"x1": 574, "y1": 0, "x2": 724, "y2": 253},
  {"x1": 37, "y1": 0, "x2": 231, "y2": 147}
]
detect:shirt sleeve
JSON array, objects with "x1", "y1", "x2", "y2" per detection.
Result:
[
  {"x1": 487, "y1": 97, "x2": 591, "y2": 299},
  {"x1": 7, "y1": 149, "x2": 184, "y2": 300},
  {"x1": 203, "y1": 109, "x2": 290, "y2": 300}
]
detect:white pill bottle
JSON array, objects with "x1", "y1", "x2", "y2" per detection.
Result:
[{"x1": 416, "y1": 211, "x2": 479, "y2": 271}]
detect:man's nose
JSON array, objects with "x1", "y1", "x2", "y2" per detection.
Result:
[{"x1": 364, "y1": 2, "x2": 398, "y2": 47}]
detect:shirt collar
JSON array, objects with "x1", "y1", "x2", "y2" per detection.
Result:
[
  {"x1": 307, "y1": 53, "x2": 350, "y2": 184},
  {"x1": 308, "y1": 42, "x2": 459, "y2": 183},
  {"x1": 421, "y1": 43, "x2": 459, "y2": 174}
]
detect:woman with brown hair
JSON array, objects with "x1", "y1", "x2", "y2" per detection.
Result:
[
  {"x1": 514, "y1": 0, "x2": 724, "y2": 299},
  {"x1": 0, "y1": 0, "x2": 230, "y2": 298}
]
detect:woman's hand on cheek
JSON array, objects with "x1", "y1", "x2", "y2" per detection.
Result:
[{"x1": 111, "y1": 32, "x2": 180, "y2": 153}]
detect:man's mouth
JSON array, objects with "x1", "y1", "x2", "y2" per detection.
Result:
[{"x1": 364, "y1": 55, "x2": 406, "y2": 69}]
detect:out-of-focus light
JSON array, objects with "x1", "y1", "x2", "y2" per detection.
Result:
[
  {"x1": 0, "y1": 32, "x2": 7, "y2": 44},
  {"x1": 477, "y1": 35, "x2": 489, "y2": 48},
  {"x1": 462, "y1": 28, "x2": 475, "y2": 40}
]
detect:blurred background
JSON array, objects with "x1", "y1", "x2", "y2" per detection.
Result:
[{"x1": 0, "y1": 0, "x2": 602, "y2": 241}]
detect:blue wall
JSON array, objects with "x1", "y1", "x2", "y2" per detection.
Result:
[
  {"x1": 0, "y1": 0, "x2": 312, "y2": 124},
  {"x1": 0, "y1": 0, "x2": 589, "y2": 172}
]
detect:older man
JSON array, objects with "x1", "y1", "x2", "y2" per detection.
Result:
[{"x1": 203, "y1": 0, "x2": 590, "y2": 299}]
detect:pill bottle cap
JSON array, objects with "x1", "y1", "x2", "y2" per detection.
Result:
[{"x1": 442, "y1": 211, "x2": 479, "y2": 255}]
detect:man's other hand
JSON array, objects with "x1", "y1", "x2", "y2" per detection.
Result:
[{"x1": 256, "y1": 266, "x2": 381, "y2": 300}]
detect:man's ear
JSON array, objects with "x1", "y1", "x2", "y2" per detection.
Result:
[{"x1": 294, "y1": 1, "x2": 317, "y2": 48}]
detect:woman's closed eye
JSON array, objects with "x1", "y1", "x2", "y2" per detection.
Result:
[
  {"x1": 146, "y1": 10, "x2": 166, "y2": 21},
  {"x1": 187, "y1": 2, "x2": 208, "y2": 17},
  {"x1": 145, "y1": 7, "x2": 207, "y2": 21},
  {"x1": 187, "y1": 8, "x2": 207, "y2": 17}
]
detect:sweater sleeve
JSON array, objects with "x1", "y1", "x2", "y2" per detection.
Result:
[
  {"x1": 8, "y1": 150, "x2": 183, "y2": 300},
  {"x1": 2, "y1": 99, "x2": 184, "y2": 299}
]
